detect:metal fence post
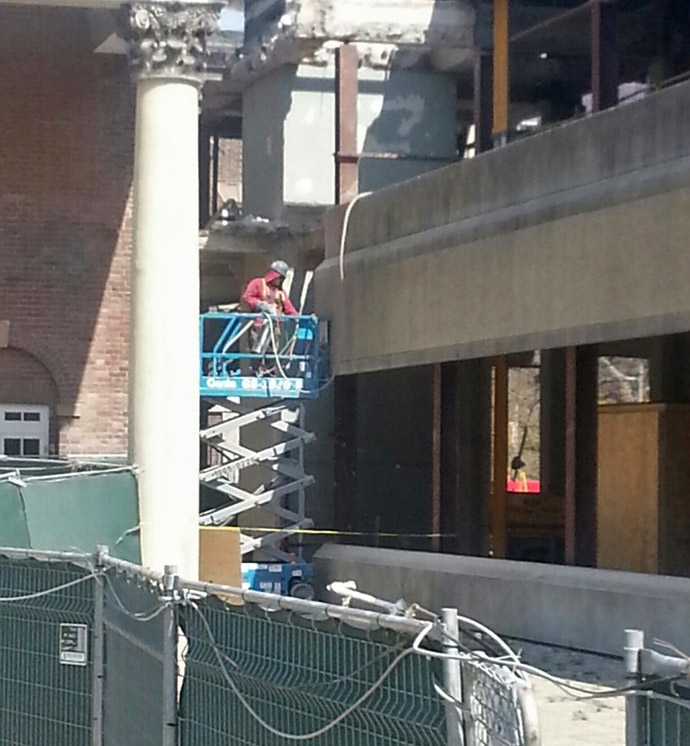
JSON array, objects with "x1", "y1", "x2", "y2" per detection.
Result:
[
  {"x1": 625, "y1": 629, "x2": 645, "y2": 746},
  {"x1": 442, "y1": 608, "x2": 466, "y2": 746},
  {"x1": 91, "y1": 545, "x2": 107, "y2": 746},
  {"x1": 162, "y1": 565, "x2": 178, "y2": 746}
]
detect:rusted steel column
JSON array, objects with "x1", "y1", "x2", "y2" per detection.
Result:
[
  {"x1": 575, "y1": 347, "x2": 598, "y2": 566},
  {"x1": 565, "y1": 347, "x2": 599, "y2": 565},
  {"x1": 492, "y1": 0, "x2": 509, "y2": 145},
  {"x1": 335, "y1": 43, "x2": 359, "y2": 203},
  {"x1": 211, "y1": 134, "x2": 220, "y2": 216},
  {"x1": 564, "y1": 347, "x2": 577, "y2": 564},
  {"x1": 491, "y1": 356, "x2": 509, "y2": 558},
  {"x1": 591, "y1": 0, "x2": 618, "y2": 111},
  {"x1": 474, "y1": 49, "x2": 494, "y2": 154},
  {"x1": 431, "y1": 363, "x2": 442, "y2": 551},
  {"x1": 198, "y1": 121, "x2": 211, "y2": 227}
]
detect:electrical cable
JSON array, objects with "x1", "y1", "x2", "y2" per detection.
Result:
[
  {"x1": 196, "y1": 616, "x2": 407, "y2": 692},
  {"x1": 415, "y1": 633, "x2": 686, "y2": 702},
  {"x1": 101, "y1": 573, "x2": 169, "y2": 623},
  {"x1": 261, "y1": 313, "x2": 334, "y2": 394},
  {"x1": 189, "y1": 599, "x2": 434, "y2": 741},
  {"x1": 0, "y1": 572, "x2": 101, "y2": 603},
  {"x1": 339, "y1": 192, "x2": 372, "y2": 281}
]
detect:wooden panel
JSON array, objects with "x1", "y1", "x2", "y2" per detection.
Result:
[
  {"x1": 199, "y1": 527, "x2": 243, "y2": 604},
  {"x1": 597, "y1": 405, "x2": 659, "y2": 573},
  {"x1": 658, "y1": 406, "x2": 690, "y2": 575}
]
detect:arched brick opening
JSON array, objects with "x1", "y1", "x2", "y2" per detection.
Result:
[{"x1": 0, "y1": 347, "x2": 59, "y2": 454}]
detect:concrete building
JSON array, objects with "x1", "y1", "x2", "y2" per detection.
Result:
[
  {"x1": 3, "y1": 0, "x2": 690, "y2": 587},
  {"x1": 315, "y1": 0, "x2": 690, "y2": 577}
]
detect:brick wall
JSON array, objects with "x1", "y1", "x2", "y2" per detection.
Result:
[
  {"x1": 0, "y1": 7, "x2": 134, "y2": 456},
  {"x1": 217, "y1": 138, "x2": 243, "y2": 203}
]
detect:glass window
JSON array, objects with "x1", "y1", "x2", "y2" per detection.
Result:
[
  {"x1": 22, "y1": 439, "x2": 40, "y2": 457},
  {"x1": 23, "y1": 412, "x2": 40, "y2": 422},
  {"x1": 4, "y1": 412, "x2": 21, "y2": 421},
  {"x1": 3, "y1": 438, "x2": 21, "y2": 456}
]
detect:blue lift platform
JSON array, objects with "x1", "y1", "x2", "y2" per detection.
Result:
[
  {"x1": 199, "y1": 312, "x2": 329, "y2": 400},
  {"x1": 198, "y1": 312, "x2": 329, "y2": 577}
]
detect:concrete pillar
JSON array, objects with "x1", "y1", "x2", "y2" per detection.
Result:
[
  {"x1": 242, "y1": 54, "x2": 459, "y2": 220},
  {"x1": 439, "y1": 359, "x2": 491, "y2": 555},
  {"x1": 574, "y1": 347, "x2": 598, "y2": 567},
  {"x1": 125, "y1": 3, "x2": 221, "y2": 579}
]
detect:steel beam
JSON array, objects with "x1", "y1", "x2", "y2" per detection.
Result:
[
  {"x1": 431, "y1": 363, "x2": 442, "y2": 552},
  {"x1": 492, "y1": 0, "x2": 510, "y2": 146},
  {"x1": 491, "y1": 356, "x2": 509, "y2": 558},
  {"x1": 564, "y1": 347, "x2": 577, "y2": 564},
  {"x1": 211, "y1": 134, "x2": 220, "y2": 216},
  {"x1": 199, "y1": 121, "x2": 211, "y2": 227},
  {"x1": 335, "y1": 43, "x2": 359, "y2": 204},
  {"x1": 575, "y1": 347, "x2": 598, "y2": 567},
  {"x1": 591, "y1": 0, "x2": 618, "y2": 112},
  {"x1": 564, "y1": 346, "x2": 598, "y2": 566},
  {"x1": 474, "y1": 49, "x2": 494, "y2": 155}
]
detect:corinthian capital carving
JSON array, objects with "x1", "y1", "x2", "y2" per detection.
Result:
[{"x1": 122, "y1": 2, "x2": 222, "y2": 79}]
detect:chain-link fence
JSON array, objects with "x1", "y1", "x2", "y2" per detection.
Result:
[
  {"x1": 0, "y1": 553, "x2": 95, "y2": 746},
  {"x1": 0, "y1": 547, "x2": 540, "y2": 746},
  {"x1": 178, "y1": 596, "x2": 446, "y2": 746},
  {"x1": 625, "y1": 629, "x2": 690, "y2": 746},
  {"x1": 102, "y1": 567, "x2": 175, "y2": 746}
]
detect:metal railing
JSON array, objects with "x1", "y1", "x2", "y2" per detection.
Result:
[
  {"x1": 200, "y1": 312, "x2": 330, "y2": 399},
  {"x1": 0, "y1": 545, "x2": 540, "y2": 746},
  {"x1": 625, "y1": 630, "x2": 690, "y2": 746}
]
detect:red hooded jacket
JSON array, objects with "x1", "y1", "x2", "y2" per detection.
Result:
[{"x1": 243, "y1": 270, "x2": 298, "y2": 318}]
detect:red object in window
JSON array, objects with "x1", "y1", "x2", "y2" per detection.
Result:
[{"x1": 507, "y1": 479, "x2": 540, "y2": 493}]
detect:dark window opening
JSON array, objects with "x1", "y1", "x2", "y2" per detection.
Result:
[
  {"x1": 22, "y1": 439, "x2": 40, "y2": 457},
  {"x1": 3, "y1": 438, "x2": 21, "y2": 456}
]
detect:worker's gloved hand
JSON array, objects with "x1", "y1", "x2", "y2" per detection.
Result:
[{"x1": 256, "y1": 301, "x2": 277, "y2": 314}]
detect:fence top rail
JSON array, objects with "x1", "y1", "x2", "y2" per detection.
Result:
[
  {"x1": 180, "y1": 577, "x2": 441, "y2": 638},
  {"x1": 0, "y1": 546, "x2": 439, "y2": 638},
  {"x1": 0, "y1": 546, "x2": 96, "y2": 564}
]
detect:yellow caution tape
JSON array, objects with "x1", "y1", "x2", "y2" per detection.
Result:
[{"x1": 201, "y1": 526, "x2": 456, "y2": 539}]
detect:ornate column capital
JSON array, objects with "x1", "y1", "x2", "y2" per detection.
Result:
[{"x1": 121, "y1": 2, "x2": 223, "y2": 80}]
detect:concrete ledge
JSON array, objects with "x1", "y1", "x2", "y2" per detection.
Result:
[
  {"x1": 314, "y1": 544, "x2": 690, "y2": 656},
  {"x1": 316, "y1": 80, "x2": 690, "y2": 374}
]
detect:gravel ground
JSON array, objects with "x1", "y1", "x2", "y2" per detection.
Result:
[{"x1": 506, "y1": 639, "x2": 628, "y2": 746}]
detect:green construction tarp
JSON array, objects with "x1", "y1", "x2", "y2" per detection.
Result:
[{"x1": 0, "y1": 460, "x2": 140, "y2": 562}]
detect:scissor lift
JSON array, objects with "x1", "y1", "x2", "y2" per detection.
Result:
[{"x1": 198, "y1": 313, "x2": 328, "y2": 561}]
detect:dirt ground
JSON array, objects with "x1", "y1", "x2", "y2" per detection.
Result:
[{"x1": 507, "y1": 639, "x2": 627, "y2": 746}]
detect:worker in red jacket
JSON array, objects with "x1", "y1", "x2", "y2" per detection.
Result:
[{"x1": 242, "y1": 259, "x2": 298, "y2": 373}]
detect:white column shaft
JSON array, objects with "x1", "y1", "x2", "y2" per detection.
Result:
[{"x1": 130, "y1": 77, "x2": 200, "y2": 579}]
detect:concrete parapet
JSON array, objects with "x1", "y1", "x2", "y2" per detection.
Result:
[
  {"x1": 316, "y1": 80, "x2": 690, "y2": 374},
  {"x1": 314, "y1": 543, "x2": 690, "y2": 656}
]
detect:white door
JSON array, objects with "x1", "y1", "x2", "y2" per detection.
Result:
[{"x1": 0, "y1": 404, "x2": 50, "y2": 458}]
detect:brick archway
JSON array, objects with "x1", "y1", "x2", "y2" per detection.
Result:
[{"x1": 0, "y1": 347, "x2": 60, "y2": 453}]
